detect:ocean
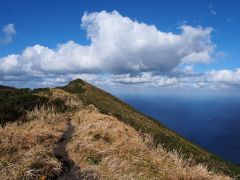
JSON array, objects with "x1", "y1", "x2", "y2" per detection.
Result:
[{"x1": 118, "y1": 94, "x2": 240, "y2": 164}]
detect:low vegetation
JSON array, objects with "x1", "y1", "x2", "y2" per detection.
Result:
[
  {"x1": 0, "y1": 87, "x2": 77, "y2": 127},
  {"x1": 0, "y1": 106, "x2": 68, "y2": 179},
  {"x1": 63, "y1": 79, "x2": 240, "y2": 178},
  {"x1": 67, "y1": 106, "x2": 230, "y2": 179},
  {"x1": 60, "y1": 79, "x2": 86, "y2": 94},
  {"x1": 0, "y1": 79, "x2": 239, "y2": 179},
  {"x1": 0, "y1": 88, "x2": 49, "y2": 127}
]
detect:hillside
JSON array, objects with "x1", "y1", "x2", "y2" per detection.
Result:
[
  {"x1": 0, "y1": 85, "x2": 16, "y2": 90},
  {"x1": 0, "y1": 79, "x2": 239, "y2": 179}
]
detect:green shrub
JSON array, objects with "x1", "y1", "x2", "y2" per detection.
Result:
[
  {"x1": 0, "y1": 89, "x2": 49, "y2": 127},
  {"x1": 49, "y1": 98, "x2": 67, "y2": 112},
  {"x1": 32, "y1": 88, "x2": 50, "y2": 94}
]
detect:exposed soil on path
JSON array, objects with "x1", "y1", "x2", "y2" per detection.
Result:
[
  {"x1": 53, "y1": 117, "x2": 82, "y2": 180},
  {"x1": 53, "y1": 116, "x2": 98, "y2": 180}
]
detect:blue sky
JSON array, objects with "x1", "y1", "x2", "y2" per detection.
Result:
[{"x1": 0, "y1": 0, "x2": 240, "y2": 93}]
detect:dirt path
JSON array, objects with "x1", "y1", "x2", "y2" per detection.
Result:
[{"x1": 53, "y1": 117, "x2": 82, "y2": 180}]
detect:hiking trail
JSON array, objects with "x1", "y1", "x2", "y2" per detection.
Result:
[{"x1": 53, "y1": 116, "x2": 82, "y2": 180}]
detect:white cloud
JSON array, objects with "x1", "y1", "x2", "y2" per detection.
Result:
[
  {"x1": 208, "y1": 5, "x2": 217, "y2": 16},
  {"x1": 0, "y1": 24, "x2": 16, "y2": 45},
  {"x1": 172, "y1": 69, "x2": 240, "y2": 90},
  {"x1": 109, "y1": 68, "x2": 240, "y2": 90},
  {"x1": 112, "y1": 73, "x2": 178, "y2": 87},
  {"x1": 210, "y1": 10, "x2": 217, "y2": 15},
  {"x1": 208, "y1": 69, "x2": 240, "y2": 83},
  {"x1": 1, "y1": 67, "x2": 240, "y2": 90},
  {"x1": 1, "y1": 11, "x2": 238, "y2": 91},
  {"x1": 0, "y1": 11, "x2": 214, "y2": 77}
]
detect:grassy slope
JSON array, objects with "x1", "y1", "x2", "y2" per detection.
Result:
[
  {"x1": 60, "y1": 79, "x2": 240, "y2": 178},
  {"x1": 0, "y1": 86, "x2": 230, "y2": 179},
  {"x1": 1, "y1": 80, "x2": 239, "y2": 178},
  {"x1": 0, "y1": 106, "x2": 68, "y2": 179},
  {"x1": 67, "y1": 106, "x2": 230, "y2": 179}
]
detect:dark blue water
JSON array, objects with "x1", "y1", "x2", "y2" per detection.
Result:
[{"x1": 118, "y1": 94, "x2": 240, "y2": 164}]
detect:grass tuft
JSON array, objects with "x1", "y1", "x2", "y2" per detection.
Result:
[{"x1": 0, "y1": 106, "x2": 68, "y2": 179}]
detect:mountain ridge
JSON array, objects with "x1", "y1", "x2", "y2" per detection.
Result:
[
  {"x1": 63, "y1": 79, "x2": 240, "y2": 176},
  {"x1": 0, "y1": 79, "x2": 239, "y2": 179}
]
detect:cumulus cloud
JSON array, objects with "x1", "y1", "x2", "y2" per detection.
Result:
[
  {"x1": 0, "y1": 24, "x2": 16, "y2": 45},
  {"x1": 0, "y1": 11, "x2": 214, "y2": 77},
  {"x1": 1, "y1": 11, "x2": 238, "y2": 91}
]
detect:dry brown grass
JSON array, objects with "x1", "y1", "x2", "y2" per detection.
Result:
[
  {"x1": 0, "y1": 101, "x2": 233, "y2": 179},
  {"x1": 0, "y1": 106, "x2": 68, "y2": 180},
  {"x1": 50, "y1": 88, "x2": 83, "y2": 109},
  {"x1": 67, "y1": 105, "x2": 231, "y2": 180}
]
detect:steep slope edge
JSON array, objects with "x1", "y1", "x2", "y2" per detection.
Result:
[{"x1": 60, "y1": 79, "x2": 240, "y2": 178}]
